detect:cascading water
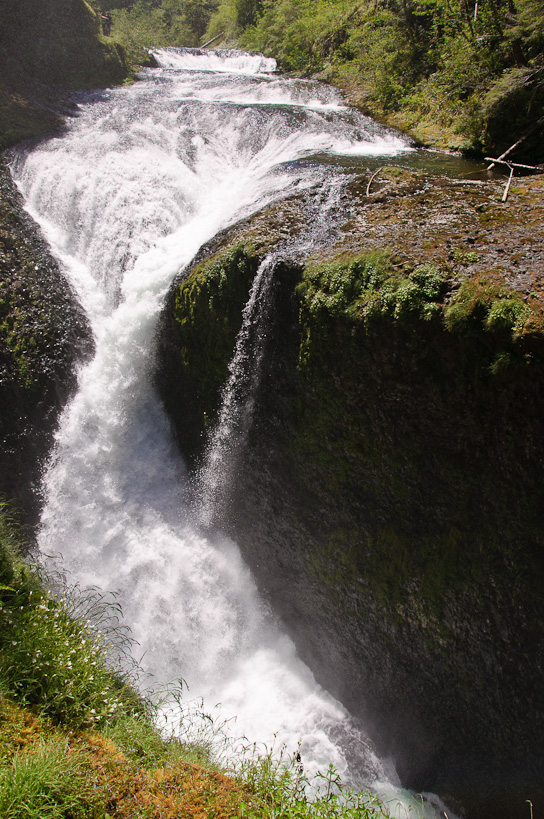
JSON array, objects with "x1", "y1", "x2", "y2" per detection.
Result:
[
  {"x1": 197, "y1": 254, "x2": 277, "y2": 527},
  {"x1": 9, "y1": 47, "x2": 452, "y2": 817}
]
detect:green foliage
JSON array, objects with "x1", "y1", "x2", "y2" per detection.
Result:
[
  {"x1": 109, "y1": 2, "x2": 192, "y2": 60},
  {"x1": 0, "y1": 502, "x2": 391, "y2": 819},
  {"x1": 236, "y1": 0, "x2": 264, "y2": 28},
  {"x1": 0, "y1": 508, "x2": 145, "y2": 731},
  {"x1": 298, "y1": 253, "x2": 446, "y2": 328},
  {"x1": 0, "y1": 0, "x2": 130, "y2": 148},
  {"x1": 205, "y1": 0, "x2": 544, "y2": 158},
  {"x1": 240, "y1": 0, "x2": 362, "y2": 72},
  {"x1": 0, "y1": 739, "x2": 90, "y2": 819},
  {"x1": 482, "y1": 64, "x2": 544, "y2": 156},
  {"x1": 105, "y1": 0, "x2": 220, "y2": 59},
  {"x1": 103, "y1": 714, "x2": 170, "y2": 764},
  {"x1": 230, "y1": 747, "x2": 389, "y2": 819},
  {"x1": 486, "y1": 296, "x2": 532, "y2": 334},
  {"x1": 299, "y1": 255, "x2": 535, "y2": 350},
  {"x1": 444, "y1": 275, "x2": 532, "y2": 338}
]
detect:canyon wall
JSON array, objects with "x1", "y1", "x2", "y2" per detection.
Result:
[
  {"x1": 156, "y1": 169, "x2": 544, "y2": 818},
  {"x1": 0, "y1": 160, "x2": 93, "y2": 521}
]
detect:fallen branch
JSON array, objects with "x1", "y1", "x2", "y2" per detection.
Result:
[
  {"x1": 487, "y1": 116, "x2": 544, "y2": 170},
  {"x1": 485, "y1": 157, "x2": 544, "y2": 172},
  {"x1": 201, "y1": 33, "x2": 223, "y2": 48},
  {"x1": 366, "y1": 166, "x2": 383, "y2": 196},
  {"x1": 484, "y1": 157, "x2": 544, "y2": 202},
  {"x1": 502, "y1": 164, "x2": 515, "y2": 202}
]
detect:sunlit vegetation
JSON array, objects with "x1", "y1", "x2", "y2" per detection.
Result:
[
  {"x1": 0, "y1": 503, "x2": 392, "y2": 818},
  {"x1": 89, "y1": 0, "x2": 221, "y2": 62},
  {"x1": 199, "y1": 0, "x2": 544, "y2": 157},
  {"x1": 82, "y1": 0, "x2": 544, "y2": 157}
]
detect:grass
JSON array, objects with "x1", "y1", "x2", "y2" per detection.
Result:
[
  {"x1": 0, "y1": 736, "x2": 92, "y2": 819},
  {"x1": 0, "y1": 502, "x2": 392, "y2": 818}
]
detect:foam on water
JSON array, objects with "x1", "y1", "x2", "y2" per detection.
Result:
[
  {"x1": 10, "y1": 48, "x2": 446, "y2": 819},
  {"x1": 152, "y1": 46, "x2": 277, "y2": 74}
]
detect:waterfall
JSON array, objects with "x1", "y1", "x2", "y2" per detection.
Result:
[
  {"x1": 9, "y1": 48, "x2": 450, "y2": 817},
  {"x1": 197, "y1": 254, "x2": 276, "y2": 527}
]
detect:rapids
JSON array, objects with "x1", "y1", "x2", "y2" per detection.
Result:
[{"x1": 10, "y1": 47, "x2": 450, "y2": 817}]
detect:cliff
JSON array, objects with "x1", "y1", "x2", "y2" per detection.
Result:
[
  {"x1": 156, "y1": 168, "x2": 544, "y2": 819},
  {"x1": 0, "y1": 0, "x2": 128, "y2": 517},
  {"x1": 0, "y1": 0, "x2": 129, "y2": 149},
  {"x1": 0, "y1": 160, "x2": 93, "y2": 521}
]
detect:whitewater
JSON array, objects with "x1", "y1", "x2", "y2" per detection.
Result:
[{"x1": 10, "y1": 48, "x2": 449, "y2": 817}]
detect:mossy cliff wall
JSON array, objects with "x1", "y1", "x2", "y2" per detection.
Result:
[
  {"x1": 156, "y1": 171, "x2": 544, "y2": 819},
  {"x1": 0, "y1": 160, "x2": 93, "y2": 521},
  {"x1": 0, "y1": 0, "x2": 127, "y2": 517}
]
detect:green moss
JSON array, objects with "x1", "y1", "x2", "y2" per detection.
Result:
[
  {"x1": 168, "y1": 243, "x2": 260, "y2": 459},
  {"x1": 445, "y1": 275, "x2": 531, "y2": 337},
  {"x1": 298, "y1": 253, "x2": 447, "y2": 330},
  {"x1": 287, "y1": 251, "x2": 544, "y2": 620}
]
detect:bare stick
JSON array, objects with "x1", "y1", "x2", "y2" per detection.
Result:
[
  {"x1": 366, "y1": 166, "x2": 383, "y2": 196},
  {"x1": 487, "y1": 116, "x2": 544, "y2": 169},
  {"x1": 201, "y1": 33, "x2": 223, "y2": 48},
  {"x1": 502, "y1": 164, "x2": 515, "y2": 201},
  {"x1": 485, "y1": 157, "x2": 544, "y2": 172}
]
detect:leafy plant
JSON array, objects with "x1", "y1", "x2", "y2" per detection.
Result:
[
  {"x1": 444, "y1": 275, "x2": 532, "y2": 338},
  {"x1": 298, "y1": 253, "x2": 446, "y2": 326},
  {"x1": 203, "y1": 0, "x2": 543, "y2": 158},
  {"x1": 0, "y1": 501, "x2": 393, "y2": 818}
]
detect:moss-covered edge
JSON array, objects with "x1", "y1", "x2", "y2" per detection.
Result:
[{"x1": 159, "y1": 243, "x2": 262, "y2": 465}]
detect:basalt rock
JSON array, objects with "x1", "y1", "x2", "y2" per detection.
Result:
[
  {"x1": 0, "y1": 159, "x2": 93, "y2": 523},
  {"x1": 156, "y1": 168, "x2": 544, "y2": 819}
]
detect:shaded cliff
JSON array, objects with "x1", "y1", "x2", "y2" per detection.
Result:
[
  {"x1": 0, "y1": 160, "x2": 94, "y2": 521},
  {"x1": 0, "y1": 0, "x2": 129, "y2": 149},
  {"x1": 0, "y1": 0, "x2": 129, "y2": 519},
  {"x1": 156, "y1": 168, "x2": 544, "y2": 819}
]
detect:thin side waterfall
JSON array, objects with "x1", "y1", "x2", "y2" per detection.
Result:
[
  {"x1": 198, "y1": 255, "x2": 276, "y2": 527},
  {"x1": 8, "y1": 47, "x2": 452, "y2": 818}
]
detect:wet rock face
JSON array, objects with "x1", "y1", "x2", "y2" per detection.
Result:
[
  {"x1": 156, "y1": 169, "x2": 544, "y2": 818},
  {"x1": 0, "y1": 159, "x2": 93, "y2": 523}
]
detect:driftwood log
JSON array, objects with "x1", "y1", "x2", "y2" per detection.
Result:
[
  {"x1": 366, "y1": 166, "x2": 383, "y2": 196},
  {"x1": 487, "y1": 116, "x2": 544, "y2": 170},
  {"x1": 485, "y1": 156, "x2": 544, "y2": 201}
]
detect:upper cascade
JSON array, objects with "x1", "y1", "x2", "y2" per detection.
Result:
[{"x1": 151, "y1": 47, "x2": 277, "y2": 75}]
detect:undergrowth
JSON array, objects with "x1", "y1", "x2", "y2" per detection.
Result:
[
  {"x1": 0, "y1": 502, "x2": 393, "y2": 818},
  {"x1": 297, "y1": 251, "x2": 534, "y2": 356}
]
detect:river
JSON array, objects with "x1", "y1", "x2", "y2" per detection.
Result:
[{"x1": 10, "y1": 47, "x2": 452, "y2": 817}]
